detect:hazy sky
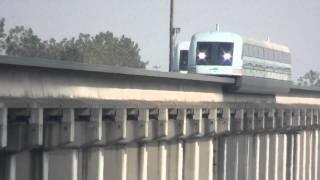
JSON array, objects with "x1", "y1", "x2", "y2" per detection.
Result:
[{"x1": 0, "y1": 0, "x2": 319, "y2": 80}]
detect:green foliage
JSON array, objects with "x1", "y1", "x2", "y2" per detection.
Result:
[
  {"x1": 297, "y1": 70, "x2": 320, "y2": 86},
  {"x1": 0, "y1": 18, "x2": 6, "y2": 53},
  {"x1": 0, "y1": 17, "x2": 147, "y2": 68}
]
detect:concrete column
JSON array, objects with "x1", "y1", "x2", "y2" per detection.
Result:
[
  {"x1": 295, "y1": 133, "x2": 301, "y2": 180},
  {"x1": 120, "y1": 147, "x2": 127, "y2": 180},
  {"x1": 192, "y1": 108, "x2": 202, "y2": 135},
  {"x1": 158, "y1": 109, "x2": 168, "y2": 137},
  {"x1": 88, "y1": 108, "x2": 102, "y2": 142},
  {"x1": 0, "y1": 107, "x2": 7, "y2": 148},
  {"x1": 226, "y1": 136, "x2": 238, "y2": 180},
  {"x1": 286, "y1": 134, "x2": 295, "y2": 180},
  {"x1": 184, "y1": 140, "x2": 199, "y2": 180},
  {"x1": 217, "y1": 137, "x2": 227, "y2": 180},
  {"x1": 207, "y1": 109, "x2": 217, "y2": 134},
  {"x1": 235, "y1": 109, "x2": 244, "y2": 132},
  {"x1": 177, "y1": 141, "x2": 183, "y2": 180},
  {"x1": 42, "y1": 152, "x2": 48, "y2": 180},
  {"x1": 29, "y1": 108, "x2": 43, "y2": 147},
  {"x1": 104, "y1": 146, "x2": 128, "y2": 180},
  {"x1": 302, "y1": 131, "x2": 307, "y2": 180},
  {"x1": 166, "y1": 141, "x2": 183, "y2": 180},
  {"x1": 177, "y1": 109, "x2": 187, "y2": 136},
  {"x1": 255, "y1": 109, "x2": 265, "y2": 130},
  {"x1": 268, "y1": 134, "x2": 276, "y2": 180},
  {"x1": 137, "y1": 109, "x2": 149, "y2": 139},
  {"x1": 198, "y1": 138, "x2": 214, "y2": 180},
  {"x1": 46, "y1": 149, "x2": 78, "y2": 180},
  {"x1": 159, "y1": 142, "x2": 167, "y2": 180},
  {"x1": 313, "y1": 130, "x2": 319, "y2": 180},
  {"x1": 306, "y1": 132, "x2": 312, "y2": 180},
  {"x1": 139, "y1": 144, "x2": 148, "y2": 180},
  {"x1": 60, "y1": 108, "x2": 75, "y2": 145},
  {"x1": 244, "y1": 109, "x2": 255, "y2": 131},
  {"x1": 86, "y1": 148, "x2": 104, "y2": 180},
  {"x1": 276, "y1": 109, "x2": 284, "y2": 129},
  {"x1": 8, "y1": 154, "x2": 17, "y2": 180},
  {"x1": 293, "y1": 109, "x2": 301, "y2": 127},
  {"x1": 115, "y1": 109, "x2": 127, "y2": 140}
]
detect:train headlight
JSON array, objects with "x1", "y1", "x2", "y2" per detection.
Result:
[
  {"x1": 198, "y1": 52, "x2": 207, "y2": 60},
  {"x1": 223, "y1": 52, "x2": 232, "y2": 60}
]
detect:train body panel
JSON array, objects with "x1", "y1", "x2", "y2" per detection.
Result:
[
  {"x1": 171, "y1": 41, "x2": 190, "y2": 73},
  {"x1": 172, "y1": 31, "x2": 292, "y2": 94}
]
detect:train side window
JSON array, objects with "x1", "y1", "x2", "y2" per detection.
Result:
[
  {"x1": 179, "y1": 50, "x2": 188, "y2": 71},
  {"x1": 264, "y1": 48, "x2": 270, "y2": 60},
  {"x1": 274, "y1": 51, "x2": 279, "y2": 62},
  {"x1": 243, "y1": 44, "x2": 249, "y2": 56},
  {"x1": 253, "y1": 46, "x2": 259, "y2": 58},
  {"x1": 258, "y1": 47, "x2": 264, "y2": 58},
  {"x1": 248, "y1": 45, "x2": 254, "y2": 57}
]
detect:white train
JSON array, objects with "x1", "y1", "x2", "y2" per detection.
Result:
[
  {"x1": 171, "y1": 41, "x2": 190, "y2": 73},
  {"x1": 172, "y1": 32, "x2": 292, "y2": 94}
]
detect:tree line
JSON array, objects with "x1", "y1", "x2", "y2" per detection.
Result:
[{"x1": 0, "y1": 17, "x2": 147, "y2": 68}]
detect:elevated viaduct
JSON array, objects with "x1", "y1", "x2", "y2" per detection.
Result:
[{"x1": 0, "y1": 55, "x2": 319, "y2": 180}]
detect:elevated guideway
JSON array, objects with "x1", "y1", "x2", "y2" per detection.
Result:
[{"x1": 1, "y1": 55, "x2": 320, "y2": 180}]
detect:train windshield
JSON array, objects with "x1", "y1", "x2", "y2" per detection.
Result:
[
  {"x1": 196, "y1": 42, "x2": 234, "y2": 66},
  {"x1": 179, "y1": 50, "x2": 188, "y2": 71}
]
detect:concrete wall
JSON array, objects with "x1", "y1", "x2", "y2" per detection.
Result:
[{"x1": 1, "y1": 104, "x2": 320, "y2": 180}]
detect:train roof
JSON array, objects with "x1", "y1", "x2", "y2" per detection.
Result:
[{"x1": 192, "y1": 31, "x2": 290, "y2": 53}]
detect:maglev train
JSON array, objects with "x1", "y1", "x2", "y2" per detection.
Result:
[
  {"x1": 171, "y1": 41, "x2": 190, "y2": 73},
  {"x1": 172, "y1": 32, "x2": 292, "y2": 94}
]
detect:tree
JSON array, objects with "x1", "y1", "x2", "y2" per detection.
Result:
[
  {"x1": 0, "y1": 18, "x2": 6, "y2": 54},
  {"x1": 297, "y1": 70, "x2": 320, "y2": 86},
  {"x1": 0, "y1": 17, "x2": 147, "y2": 68}
]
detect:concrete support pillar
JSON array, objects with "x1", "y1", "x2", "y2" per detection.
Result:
[
  {"x1": 8, "y1": 154, "x2": 16, "y2": 180},
  {"x1": 86, "y1": 148, "x2": 104, "y2": 180},
  {"x1": 0, "y1": 107, "x2": 7, "y2": 148},
  {"x1": 139, "y1": 144, "x2": 148, "y2": 180},
  {"x1": 284, "y1": 109, "x2": 293, "y2": 127},
  {"x1": 306, "y1": 131, "x2": 312, "y2": 180},
  {"x1": 235, "y1": 109, "x2": 244, "y2": 132},
  {"x1": 60, "y1": 108, "x2": 75, "y2": 145},
  {"x1": 42, "y1": 152, "x2": 48, "y2": 180},
  {"x1": 88, "y1": 108, "x2": 102, "y2": 142},
  {"x1": 192, "y1": 108, "x2": 202, "y2": 135},
  {"x1": 177, "y1": 109, "x2": 187, "y2": 136},
  {"x1": 306, "y1": 110, "x2": 313, "y2": 126},
  {"x1": 120, "y1": 147, "x2": 127, "y2": 180},
  {"x1": 159, "y1": 142, "x2": 167, "y2": 180},
  {"x1": 276, "y1": 109, "x2": 284, "y2": 129},
  {"x1": 293, "y1": 109, "x2": 301, "y2": 127},
  {"x1": 312, "y1": 130, "x2": 319, "y2": 180},
  {"x1": 115, "y1": 109, "x2": 127, "y2": 140},
  {"x1": 236, "y1": 135, "x2": 252, "y2": 180},
  {"x1": 255, "y1": 109, "x2": 265, "y2": 130},
  {"x1": 137, "y1": 109, "x2": 149, "y2": 139},
  {"x1": 184, "y1": 140, "x2": 199, "y2": 180},
  {"x1": 286, "y1": 134, "x2": 295, "y2": 180},
  {"x1": 295, "y1": 133, "x2": 301, "y2": 180},
  {"x1": 244, "y1": 109, "x2": 255, "y2": 131},
  {"x1": 217, "y1": 137, "x2": 227, "y2": 180},
  {"x1": 225, "y1": 136, "x2": 238, "y2": 180},
  {"x1": 158, "y1": 109, "x2": 168, "y2": 137},
  {"x1": 198, "y1": 138, "x2": 214, "y2": 180},
  {"x1": 177, "y1": 141, "x2": 183, "y2": 180},
  {"x1": 300, "y1": 109, "x2": 307, "y2": 127},
  {"x1": 207, "y1": 109, "x2": 217, "y2": 134},
  {"x1": 29, "y1": 108, "x2": 43, "y2": 147}
]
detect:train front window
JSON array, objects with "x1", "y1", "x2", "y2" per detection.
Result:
[
  {"x1": 196, "y1": 42, "x2": 234, "y2": 66},
  {"x1": 179, "y1": 50, "x2": 188, "y2": 71}
]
